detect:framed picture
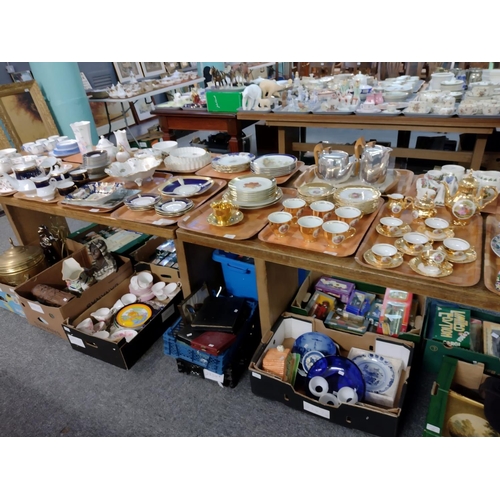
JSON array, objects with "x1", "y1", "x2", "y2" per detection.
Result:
[
  {"x1": 483, "y1": 321, "x2": 500, "y2": 358},
  {"x1": 140, "y1": 62, "x2": 165, "y2": 78},
  {"x1": 0, "y1": 80, "x2": 59, "y2": 150},
  {"x1": 164, "y1": 62, "x2": 181, "y2": 75},
  {"x1": 10, "y1": 70, "x2": 33, "y2": 83},
  {"x1": 89, "y1": 101, "x2": 136, "y2": 136},
  {"x1": 113, "y1": 62, "x2": 144, "y2": 83},
  {"x1": 131, "y1": 96, "x2": 155, "y2": 123}
]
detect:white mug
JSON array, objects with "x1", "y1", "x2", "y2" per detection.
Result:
[{"x1": 164, "y1": 281, "x2": 182, "y2": 296}]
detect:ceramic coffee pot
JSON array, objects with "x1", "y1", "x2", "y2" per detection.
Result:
[
  {"x1": 386, "y1": 193, "x2": 414, "y2": 217},
  {"x1": 410, "y1": 192, "x2": 437, "y2": 222},
  {"x1": 442, "y1": 171, "x2": 498, "y2": 225}
]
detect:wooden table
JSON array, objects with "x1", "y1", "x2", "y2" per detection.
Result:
[
  {"x1": 237, "y1": 111, "x2": 500, "y2": 170},
  {"x1": 151, "y1": 108, "x2": 257, "y2": 153}
]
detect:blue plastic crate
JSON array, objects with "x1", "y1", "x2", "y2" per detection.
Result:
[
  {"x1": 163, "y1": 299, "x2": 258, "y2": 374},
  {"x1": 212, "y1": 249, "x2": 257, "y2": 300}
]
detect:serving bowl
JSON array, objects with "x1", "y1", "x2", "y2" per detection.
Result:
[
  {"x1": 383, "y1": 91, "x2": 410, "y2": 102},
  {"x1": 105, "y1": 156, "x2": 162, "y2": 186},
  {"x1": 163, "y1": 146, "x2": 212, "y2": 173},
  {"x1": 152, "y1": 141, "x2": 178, "y2": 158}
]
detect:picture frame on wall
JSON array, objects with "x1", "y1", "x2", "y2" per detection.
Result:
[
  {"x1": 0, "y1": 80, "x2": 59, "y2": 150},
  {"x1": 164, "y1": 62, "x2": 180, "y2": 75},
  {"x1": 131, "y1": 96, "x2": 155, "y2": 123},
  {"x1": 140, "y1": 62, "x2": 166, "y2": 79},
  {"x1": 113, "y1": 62, "x2": 144, "y2": 83},
  {"x1": 89, "y1": 101, "x2": 136, "y2": 136}
]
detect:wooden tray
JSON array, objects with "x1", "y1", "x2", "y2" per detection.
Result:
[
  {"x1": 109, "y1": 178, "x2": 227, "y2": 227},
  {"x1": 258, "y1": 198, "x2": 384, "y2": 257},
  {"x1": 293, "y1": 167, "x2": 413, "y2": 195},
  {"x1": 177, "y1": 187, "x2": 298, "y2": 240},
  {"x1": 484, "y1": 215, "x2": 500, "y2": 295},
  {"x1": 195, "y1": 161, "x2": 304, "y2": 185},
  {"x1": 14, "y1": 191, "x2": 63, "y2": 204},
  {"x1": 354, "y1": 203, "x2": 483, "y2": 287}
]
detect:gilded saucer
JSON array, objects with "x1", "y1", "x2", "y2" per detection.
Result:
[
  {"x1": 395, "y1": 237, "x2": 433, "y2": 256},
  {"x1": 363, "y1": 249, "x2": 404, "y2": 269},
  {"x1": 408, "y1": 257, "x2": 453, "y2": 277},
  {"x1": 420, "y1": 227, "x2": 455, "y2": 241},
  {"x1": 207, "y1": 210, "x2": 244, "y2": 227},
  {"x1": 375, "y1": 223, "x2": 411, "y2": 238},
  {"x1": 436, "y1": 246, "x2": 477, "y2": 264}
]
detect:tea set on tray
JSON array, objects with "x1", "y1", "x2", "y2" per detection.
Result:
[{"x1": 362, "y1": 164, "x2": 496, "y2": 277}]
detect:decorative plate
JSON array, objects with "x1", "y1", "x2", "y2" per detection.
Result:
[
  {"x1": 212, "y1": 152, "x2": 255, "y2": 169},
  {"x1": 63, "y1": 183, "x2": 139, "y2": 208},
  {"x1": 207, "y1": 210, "x2": 244, "y2": 227},
  {"x1": 336, "y1": 185, "x2": 381, "y2": 203},
  {"x1": 307, "y1": 355, "x2": 366, "y2": 401},
  {"x1": 124, "y1": 193, "x2": 161, "y2": 210},
  {"x1": 228, "y1": 175, "x2": 275, "y2": 194},
  {"x1": 155, "y1": 198, "x2": 193, "y2": 215},
  {"x1": 158, "y1": 176, "x2": 214, "y2": 198},
  {"x1": 109, "y1": 329, "x2": 138, "y2": 343},
  {"x1": 229, "y1": 188, "x2": 283, "y2": 209},
  {"x1": 420, "y1": 227, "x2": 455, "y2": 241},
  {"x1": 491, "y1": 234, "x2": 500, "y2": 258},
  {"x1": 351, "y1": 353, "x2": 395, "y2": 394},
  {"x1": 115, "y1": 303, "x2": 153, "y2": 330},
  {"x1": 298, "y1": 182, "x2": 335, "y2": 198},
  {"x1": 292, "y1": 332, "x2": 338, "y2": 377},
  {"x1": 447, "y1": 413, "x2": 500, "y2": 437},
  {"x1": 408, "y1": 257, "x2": 453, "y2": 278},
  {"x1": 363, "y1": 249, "x2": 404, "y2": 269}
]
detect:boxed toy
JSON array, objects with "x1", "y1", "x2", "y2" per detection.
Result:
[{"x1": 377, "y1": 289, "x2": 413, "y2": 336}]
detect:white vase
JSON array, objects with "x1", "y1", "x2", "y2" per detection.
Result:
[
  {"x1": 113, "y1": 129, "x2": 131, "y2": 153},
  {"x1": 70, "y1": 121, "x2": 93, "y2": 154}
]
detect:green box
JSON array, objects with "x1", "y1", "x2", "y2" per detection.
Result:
[
  {"x1": 206, "y1": 89, "x2": 244, "y2": 113},
  {"x1": 289, "y1": 271, "x2": 423, "y2": 344},
  {"x1": 424, "y1": 357, "x2": 494, "y2": 437},
  {"x1": 66, "y1": 224, "x2": 151, "y2": 256},
  {"x1": 422, "y1": 298, "x2": 500, "y2": 375}
]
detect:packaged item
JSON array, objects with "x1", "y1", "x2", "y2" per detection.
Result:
[
  {"x1": 430, "y1": 305, "x2": 471, "y2": 349},
  {"x1": 345, "y1": 290, "x2": 376, "y2": 316},
  {"x1": 315, "y1": 275, "x2": 355, "y2": 303},
  {"x1": 377, "y1": 289, "x2": 413, "y2": 336},
  {"x1": 305, "y1": 291, "x2": 337, "y2": 321},
  {"x1": 262, "y1": 345, "x2": 299, "y2": 385}
]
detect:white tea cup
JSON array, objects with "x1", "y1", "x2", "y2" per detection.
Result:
[{"x1": 164, "y1": 281, "x2": 182, "y2": 296}]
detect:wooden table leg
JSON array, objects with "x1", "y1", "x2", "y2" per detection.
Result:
[
  {"x1": 471, "y1": 134, "x2": 488, "y2": 170},
  {"x1": 396, "y1": 130, "x2": 412, "y2": 168},
  {"x1": 277, "y1": 127, "x2": 299, "y2": 155},
  {"x1": 1, "y1": 205, "x2": 69, "y2": 246}
]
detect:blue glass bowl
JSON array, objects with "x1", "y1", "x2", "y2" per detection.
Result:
[
  {"x1": 307, "y1": 355, "x2": 366, "y2": 401},
  {"x1": 292, "y1": 332, "x2": 338, "y2": 376}
]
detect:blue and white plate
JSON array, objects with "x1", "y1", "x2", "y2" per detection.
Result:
[
  {"x1": 307, "y1": 355, "x2": 365, "y2": 401},
  {"x1": 159, "y1": 176, "x2": 214, "y2": 198},
  {"x1": 491, "y1": 234, "x2": 500, "y2": 258},
  {"x1": 292, "y1": 332, "x2": 338, "y2": 377},
  {"x1": 351, "y1": 353, "x2": 395, "y2": 394}
]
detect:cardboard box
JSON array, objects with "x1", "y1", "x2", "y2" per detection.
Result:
[
  {"x1": 63, "y1": 278, "x2": 182, "y2": 369},
  {"x1": 0, "y1": 282, "x2": 26, "y2": 318},
  {"x1": 130, "y1": 236, "x2": 180, "y2": 282},
  {"x1": 289, "y1": 271, "x2": 424, "y2": 344},
  {"x1": 422, "y1": 298, "x2": 500, "y2": 375},
  {"x1": 249, "y1": 313, "x2": 414, "y2": 437},
  {"x1": 424, "y1": 357, "x2": 498, "y2": 437},
  {"x1": 15, "y1": 248, "x2": 133, "y2": 339},
  {"x1": 66, "y1": 224, "x2": 150, "y2": 256},
  {"x1": 206, "y1": 89, "x2": 244, "y2": 113}
]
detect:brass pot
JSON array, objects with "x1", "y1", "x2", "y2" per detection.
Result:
[{"x1": 0, "y1": 238, "x2": 48, "y2": 286}]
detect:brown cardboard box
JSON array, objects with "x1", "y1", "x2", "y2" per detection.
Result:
[
  {"x1": 249, "y1": 312, "x2": 414, "y2": 437},
  {"x1": 15, "y1": 248, "x2": 133, "y2": 339},
  {"x1": 130, "y1": 236, "x2": 181, "y2": 283},
  {"x1": 63, "y1": 273, "x2": 183, "y2": 369}
]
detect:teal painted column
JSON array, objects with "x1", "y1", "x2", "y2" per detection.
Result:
[{"x1": 29, "y1": 62, "x2": 99, "y2": 145}]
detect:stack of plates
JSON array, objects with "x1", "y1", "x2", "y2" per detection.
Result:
[
  {"x1": 124, "y1": 193, "x2": 161, "y2": 211},
  {"x1": 251, "y1": 154, "x2": 297, "y2": 177},
  {"x1": 333, "y1": 185, "x2": 381, "y2": 214},
  {"x1": 82, "y1": 150, "x2": 110, "y2": 180},
  {"x1": 154, "y1": 198, "x2": 194, "y2": 217},
  {"x1": 52, "y1": 140, "x2": 80, "y2": 157},
  {"x1": 212, "y1": 152, "x2": 254, "y2": 174},
  {"x1": 297, "y1": 182, "x2": 336, "y2": 204},
  {"x1": 226, "y1": 175, "x2": 282, "y2": 209}
]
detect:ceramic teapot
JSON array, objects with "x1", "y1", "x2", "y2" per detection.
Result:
[
  {"x1": 410, "y1": 192, "x2": 437, "y2": 222},
  {"x1": 359, "y1": 144, "x2": 393, "y2": 184},
  {"x1": 96, "y1": 135, "x2": 118, "y2": 162},
  {"x1": 442, "y1": 170, "x2": 498, "y2": 225}
]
